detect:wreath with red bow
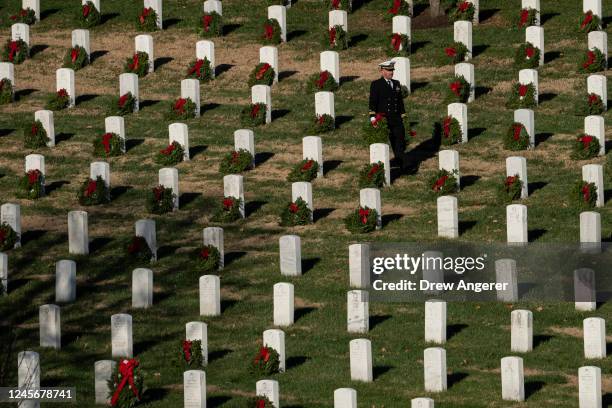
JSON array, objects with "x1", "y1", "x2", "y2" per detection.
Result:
[
  {"x1": 307, "y1": 70, "x2": 338, "y2": 92},
  {"x1": 45, "y1": 88, "x2": 71, "y2": 111},
  {"x1": 516, "y1": 7, "x2": 537, "y2": 28},
  {"x1": 107, "y1": 359, "x2": 144, "y2": 408},
  {"x1": 388, "y1": 33, "x2": 410, "y2": 56},
  {"x1": 23, "y1": 120, "x2": 49, "y2": 148},
  {"x1": 0, "y1": 223, "x2": 18, "y2": 251},
  {"x1": 571, "y1": 134, "x2": 600, "y2": 160},
  {"x1": 78, "y1": 176, "x2": 110, "y2": 206},
  {"x1": 198, "y1": 11, "x2": 223, "y2": 37},
  {"x1": 219, "y1": 149, "x2": 254, "y2": 174},
  {"x1": 248, "y1": 62, "x2": 275, "y2": 87},
  {"x1": 280, "y1": 197, "x2": 312, "y2": 226},
  {"x1": 287, "y1": 159, "x2": 319, "y2": 182},
  {"x1": 0, "y1": 78, "x2": 13, "y2": 104},
  {"x1": 146, "y1": 185, "x2": 175, "y2": 214},
  {"x1": 504, "y1": 122, "x2": 530, "y2": 151},
  {"x1": 212, "y1": 196, "x2": 242, "y2": 223},
  {"x1": 186, "y1": 58, "x2": 214, "y2": 82},
  {"x1": 435, "y1": 116, "x2": 462, "y2": 146},
  {"x1": 126, "y1": 236, "x2": 153, "y2": 263},
  {"x1": 579, "y1": 49, "x2": 605, "y2": 73},
  {"x1": 9, "y1": 8, "x2": 36, "y2": 25},
  {"x1": 498, "y1": 174, "x2": 523, "y2": 203},
  {"x1": 514, "y1": 42, "x2": 540, "y2": 69},
  {"x1": 63, "y1": 46, "x2": 88, "y2": 70},
  {"x1": 581, "y1": 93, "x2": 604, "y2": 115},
  {"x1": 446, "y1": 75, "x2": 470, "y2": 103},
  {"x1": 241, "y1": 103, "x2": 267, "y2": 127},
  {"x1": 180, "y1": 339, "x2": 204, "y2": 368},
  {"x1": 449, "y1": 1, "x2": 475, "y2": 22},
  {"x1": 310, "y1": 114, "x2": 335, "y2": 134},
  {"x1": 506, "y1": 82, "x2": 536, "y2": 109},
  {"x1": 93, "y1": 132, "x2": 124, "y2": 157},
  {"x1": 262, "y1": 18, "x2": 282, "y2": 44},
  {"x1": 2, "y1": 39, "x2": 28, "y2": 65},
  {"x1": 168, "y1": 97, "x2": 197, "y2": 120},
  {"x1": 429, "y1": 169, "x2": 459, "y2": 195},
  {"x1": 579, "y1": 10, "x2": 600, "y2": 33},
  {"x1": 250, "y1": 346, "x2": 280, "y2": 375},
  {"x1": 573, "y1": 181, "x2": 597, "y2": 209},
  {"x1": 344, "y1": 206, "x2": 379, "y2": 233},
  {"x1": 124, "y1": 52, "x2": 150, "y2": 78},
  {"x1": 19, "y1": 169, "x2": 44, "y2": 199},
  {"x1": 79, "y1": 1, "x2": 101, "y2": 28},
  {"x1": 136, "y1": 7, "x2": 158, "y2": 31},
  {"x1": 359, "y1": 162, "x2": 386, "y2": 188},
  {"x1": 324, "y1": 25, "x2": 348, "y2": 50},
  {"x1": 114, "y1": 92, "x2": 136, "y2": 116},
  {"x1": 155, "y1": 141, "x2": 185, "y2": 165},
  {"x1": 196, "y1": 245, "x2": 221, "y2": 272}
]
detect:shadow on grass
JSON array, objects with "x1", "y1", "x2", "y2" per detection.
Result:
[
  {"x1": 90, "y1": 237, "x2": 113, "y2": 254},
  {"x1": 223, "y1": 24, "x2": 241, "y2": 36},
  {"x1": 216, "y1": 63, "x2": 234, "y2": 76},
  {"x1": 155, "y1": 57, "x2": 173, "y2": 70},
  {"x1": 90, "y1": 50, "x2": 108, "y2": 63},
  {"x1": 140, "y1": 99, "x2": 160, "y2": 109},
  {"x1": 158, "y1": 245, "x2": 180, "y2": 259},
  {"x1": 533, "y1": 334, "x2": 553, "y2": 349},
  {"x1": 180, "y1": 192, "x2": 201, "y2": 208},
  {"x1": 373, "y1": 365, "x2": 392, "y2": 380},
  {"x1": 110, "y1": 185, "x2": 132, "y2": 199},
  {"x1": 448, "y1": 372, "x2": 469, "y2": 388},
  {"x1": 208, "y1": 396, "x2": 232, "y2": 407},
  {"x1": 255, "y1": 152, "x2": 274, "y2": 166},
  {"x1": 287, "y1": 30, "x2": 307, "y2": 42},
  {"x1": 476, "y1": 86, "x2": 492, "y2": 98},
  {"x1": 45, "y1": 180, "x2": 69, "y2": 196},
  {"x1": 246, "y1": 200, "x2": 266, "y2": 217},
  {"x1": 163, "y1": 18, "x2": 181, "y2": 29},
  {"x1": 411, "y1": 81, "x2": 428, "y2": 92},
  {"x1": 340, "y1": 75, "x2": 359, "y2": 84},
  {"x1": 459, "y1": 220, "x2": 477, "y2": 235},
  {"x1": 272, "y1": 109, "x2": 290, "y2": 120},
  {"x1": 190, "y1": 145, "x2": 207, "y2": 158},
  {"x1": 544, "y1": 51, "x2": 561, "y2": 64},
  {"x1": 286, "y1": 356, "x2": 310, "y2": 370},
  {"x1": 382, "y1": 213, "x2": 402, "y2": 227},
  {"x1": 15, "y1": 89, "x2": 37, "y2": 100},
  {"x1": 539, "y1": 93, "x2": 557, "y2": 103},
  {"x1": 525, "y1": 380, "x2": 546, "y2": 399},
  {"x1": 528, "y1": 229, "x2": 547, "y2": 242},
  {"x1": 535, "y1": 132, "x2": 553, "y2": 146},
  {"x1": 468, "y1": 127, "x2": 486, "y2": 139},
  {"x1": 142, "y1": 388, "x2": 169, "y2": 404},
  {"x1": 40, "y1": 8, "x2": 60, "y2": 20},
  {"x1": 295, "y1": 307, "x2": 316, "y2": 323},
  {"x1": 350, "y1": 33, "x2": 368, "y2": 47},
  {"x1": 324, "y1": 159, "x2": 342, "y2": 175},
  {"x1": 314, "y1": 208, "x2": 334, "y2": 222},
  {"x1": 528, "y1": 181, "x2": 547, "y2": 194},
  {"x1": 21, "y1": 230, "x2": 47, "y2": 246},
  {"x1": 201, "y1": 103, "x2": 220, "y2": 114},
  {"x1": 55, "y1": 133, "x2": 75, "y2": 144},
  {"x1": 221, "y1": 299, "x2": 238, "y2": 313},
  {"x1": 539, "y1": 12, "x2": 560, "y2": 25},
  {"x1": 30, "y1": 44, "x2": 48, "y2": 58},
  {"x1": 302, "y1": 257, "x2": 321, "y2": 274},
  {"x1": 126, "y1": 138, "x2": 144, "y2": 151},
  {"x1": 225, "y1": 251, "x2": 246, "y2": 266},
  {"x1": 461, "y1": 175, "x2": 480, "y2": 188},
  {"x1": 208, "y1": 348, "x2": 232, "y2": 364},
  {"x1": 447, "y1": 323, "x2": 468, "y2": 341},
  {"x1": 412, "y1": 40, "x2": 430, "y2": 54},
  {"x1": 279, "y1": 70, "x2": 298, "y2": 81},
  {"x1": 472, "y1": 44, "x2": 489, "y2": 58},
  {"x1": 479, "y1": 8, "x2": 500, "y2": 23},
  {"x1": 335, "y1": 115, "x2": 353, "y2": 128},
  {"x1": 370, "y1": 314, "x2": 391, "y2": 330},
  {"x1": 76, "y1": 94, "x2": 98, "y2": 104},
  {"x1": 101, "y1": 12, "x2": 120, "y2": 24}
]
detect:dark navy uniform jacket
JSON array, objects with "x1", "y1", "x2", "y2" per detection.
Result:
[{"x1": 368, "y1": 77, "x2": 406, "y2": 118}]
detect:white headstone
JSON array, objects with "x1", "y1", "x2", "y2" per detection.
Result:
[
  {"x1": 447, "y1": 103, "x2": 468, "y2": 143},
  {"x1": 263, "y1": 329, "x2": 285, "y2": 372},
  {"x1": 181, "y1": 79, "x2": 200, "y2": 117},
  {"x1": 588, "y1": 31, "x2": 608, "y2": 69},
  {"x1": 119, "y1": 73, "x2": 139, "y2": 112},
  {"x1": 302, "y1": 136, "x2": 324, "y2": 178},
  {"x1": 273, "y1": 282, "x2": 294, "y2": 327},
  {"x1": 578, "y1": 366, "x2": 601, "y2": 408},
  {"x1": 1, "y1": 203, "x2": 21, "y2": 248},
  {"x1": 268, "y1": 5, "x2": 287, "y2": 42},
  {"x1": 55, "y1": 260, "x2": 76, "y2": 303},
  {"x1": 251, "y1": 84, "x2": 272, "y2": 124},
  {"x1": 83, "y1": 0, "x2": 100, "y2": 12},
  {"x1": 104, "y1": 116, "x2": 125, "y2": 152},
  {"x1": 292, "y1": 182, "x2": 313, "y2": 222},
  {"x1": 506, "y1": 156, "x2": 528, "y2": 199},
  {"x1": 256, "y1": 380, "x2": 279, "y2": 408},
  {"x1": 71, "y1": 29, "x2": 90, "y2": 60},
  {"x1": 424, "y1": 347, "x2": 447, "y2": 392},
  {"x1": 521, "y1": 0, "x2": 540, "y2": 25},
  {"x1": 203, "y1": 227, "x2": 224, "y2": 269},
  {"x1": 425, "y1": 299, "x2": 446, "y2": 344},
  {"x1": 392, "y1": 15, "x2": 411, "y2": 38},
  {"x1": 94, "y1": 360, "x2": 116, "y2": 405},
  {"x1": 143, "y1": 0, "x2": 162, "y2": 29},
  {"x1": 495, "y1": 259, "x2": 518, "y2": 302},
  {"x1": 39, "y1": 304, "x2": 60, "y2": 349},
  {"x1": 315, "y1": 91, "x2": 335, "y2": 118},
  {"x1": 135, "y1": 219, "x2": 157, "y2": 261},
  {"x1": 582, "y1": 164, "x2": 604, "y2": 208},
  {"x1": 0, "y1": 63, "x2": 14, "y2": 94},
  {"x1": 223, "y1": 174, "x2": 245, "y2": 217},
  {"x1": 111, "y1": 313, "x2": 133, "y2": 358},
  {"x1": 90, "y1": 161, "x2": 110, "y2": 194},
  {"x1": 437, "y1": 196, "x2": 458, "y2": 238},
  {"x1": 135, "y1": 34, "x2": 155, "y2": 73},
  {"x1": 169, "y1": 123, "x2": 190, "y2": 161},
  {"x1": 525, "y1": 26, "x2": 544, "y2": 66},
  {"x1": 453, "y1": 21, "x2": 472, "y2": 59},
  {"x1": 439, "y1": 149, "x2": 459, "y2": 188},
  {"x1": 18, "y1": 351, "x2": 40, "y2": 408},
  {"x1": 234, "y1": 129, "x2": 255, "y2": 167},
  {"x1": 159, "y1": 167, "x2": 179, "y2": 210},
  {"x1": 359, "y1": 188, "x2": 382, "y2": 229},
  {"x1": 334, "y1": 388, "x2": 357, "y2": 408},
  {"x1": 347, "y1": 290, "x2": 368, "y2": 333},
  {"x1": 196, "y1": 40, "x2": 215, "y2": 78},
  {"x1": 11, "y1": 23, "x2": 29, "y2": 47},
  {"x1": 68, "y1": 210, "x2": 88, "y2": 255},
  {"x1": 56, "y1": 68, "x2": 75, "y2": 108},
  {"x1": 186, "y1": 321, "x2": 208, "y2": 365},
  {"x1": 455, "y1": 62, "x2": 475, "y2": 103},
  {"x1": 25, "y1": 154, "x2": 45, "y2": 194},
  {"x1": 584, "y1": 115, "x2": 605, "y2": 156},
  {"x1": 0, "y1": 253, "x2": 7, "y2": 294},
  {"x1": 260, "y1": 46, "x2": 279, "y2": 84},
  {"x1": 583, "y1": 0, "x2": 602, "y2": 19},
  {"x1": 132, "y1": 268, "x2": 153, "y2": 308},
  {"x1": 392, "y1": 57, "x2": 410, "y2": 93},
  {"x1": 199, "y1": 274, "x2": 220, "y2": 316},
  {"x1": 411, "y1": 398, "x2": 435, "y2": 408},
  {"x1": 574, "y1": 268, "x2": 597, "y2": 312},
  {"x1": 580, "y1": 212, "x2": 601, "y2": 251},
  {"x1": 587, "y1": 75, "x2": 607, "y2": 111},
  {"x1": 501, "y1": 356, "x2": 525, "y2": 401},
  {"x1": 422, "y1": 251, "x2": 444, "y2": 294},
  {"x1": 329, "y1": 9, "x2": 348, "y2": 31},
  {"x1": 583, "y1": 317, "x2": 606, "y2": 359},
  {"x1": 369, "y1": 143, "x2": 391, "y2": 186},
  {"x1": 23, "y1": 0, "x2": 40, "y2": 21},
  {"x1": 349, "y1": 243, "x2": 370, "y2": 288},
  {"x1": 506, "y1": 204, "x2": 528, "y2": 244},
  {"x1": 349, "y1": 339, "x2": 372, "y2": 382},
  {"x1": 320, "y1": 51, "x2": 340, "y2": 84},
  {"x1": 511, "y1": 309, "x2": 533, "y2": 352},
  {"x1": 34, "y1": 110, "x2": 55, "y2": 147},
  {"x1": 519, "y1": 69, "x2": 539, "y2": 104},
  {"x1": 183, "y1": 370, "x2": 206, "y2": 408},
  {"x1": 513, "y1": 109, "x2": 535, "y2": 148},
  {"x1": 279, "y1": 235, "x2": 301, "y2": 276},
  {"x1": 203, "y1": 0, "x2": 222, "y2": 15}
]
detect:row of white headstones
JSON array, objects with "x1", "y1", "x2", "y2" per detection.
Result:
[{"x1": 4, "y1": 0, "x2": 609, "y2": 407}]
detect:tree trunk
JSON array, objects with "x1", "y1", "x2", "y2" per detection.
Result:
[{"x1": 429, "y1": 0, "x2": 443, "y2": 17}]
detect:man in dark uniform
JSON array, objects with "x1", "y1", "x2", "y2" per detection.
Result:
[{"x1": 368, "y1": 60, "x2": 407, "y2": 170}]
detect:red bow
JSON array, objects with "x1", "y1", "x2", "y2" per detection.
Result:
[
  {"x1": 518, "y1": 84, "x2": 528, "y2": 97},
  {"x1": 513, "y1": 124, "x2": 523, "y2": 141},
  {"x1": 223, "y1": 198, "x2": 234, "y2": 210},
  {"x1": 174, "y1": 98, "x2": 187, "y2": 113},
  {"x1": 525, "y1": 46, "x2": 535, "y2": 59},
  {"x1": 203, "y1": 14, "x2": 213, "y2": 32},
  {"x1": 331, "y1": 0, "x2": 341, "y2": 8},
  {"x1": 83, "y1": 4, "x2": 91, "y2": 17},
  {"x1": 153, "y1": 185, "x2": 164, "y2": 201},
  {"x1": 519, "y1": 9, "x2": 529, "y2": 27},
  {"x1": 443, "y1": 116, "x2": 452, "y2": 137},
  {"x1": 128, "y1": 237, "x2": 143, "y2": 254},
  {"x1": 231, "y1": 151, "x2": 239, "y2": 162},
  {"x1": 161, "y1": 143, "x2": 176, "y2": 155},
  {"x1": 317, "y1": 115, "x2": 325, "y2": 125},
  {"x1": 316, "y1": 71, "x2": 329, "y2": 88},
  {"x1": 129, "y1": 53, "x2": 139, "y2": 71},
  {"x1": 101, "y1": 133, "x2": 113, "y2": 153},
  {"x1": 367, "y1": 164, "x2": 380, "y2": 179},
  {"x1": 71, "y1": 48, "x2": 79, "y2": 63},
  {"x1": 57, "y1": 89, "x2": 69, "y2": 98},
  {"x1": 110, "y1": 359, "x2": 140, "y2": 406},
  {"x1": 255, "y1": 63, "x2": 271, "y2": 80},
  {"x1": 139, "y1": 8, "x2": 151, "y2": 25},
  {"x1": 433, "y1": 175, "x2": 449, "y2": 192},
  {"x1": 118, "y1": 93, "x2": 129, "y2": 108},
  {"x1": 450, "y1": 81, "x2": 462, "y2": 96},
  {"x1": 189, "y1": 59, "x2": 204, "y2": 76},
  {"x1": 505, "y1": 176, "x2": 516, "y2": 187},
  {"x1": 27, "y1": 169, "x2": 41, "y2": 185},
  {"x1": 264, "y1": 23, "x2": 274, "y2": 40},
  {"x1": 388, "y1": 0, "x2": 401, "y2": 14},
  {"x1": 257, "y1": 399, "x2": 267, "y2": 408},
  {"x1": 579, "y1": 135, "x2": 593, "y2": 149},
  {"x1": 458, "y1": 2, "x2": 470, "y2": 12},
  {"x1": 301, "y1": 160, "x2": 314, "y2": 171},
  {"x1": 358, "y1": 208, "x2": 370, "y2": 224},
  {"x1": 582, "y1": 184, "x2": 591, "y2": 202},
  {"x1": 445, "y1": 47, "x2": 456, "y2": 57},
  {"x1": 329, "y1": 27, "x2": 337, "y2": 46},
  {"x1": 85, "y1": 180, "x2": 97, "y2": 197},
  {"x1": 8, "y1": 41, "x2": 19, "y2": 62},
  {"x1": 580, "y1": 11, "x2": 593, "y2": 30},
  {"x1": 200, "y1": 247, "x2": 210, "y2": 259},
  {"x1": 289, "y1": 203, "x2": 299, "y2": 213},
  {"x1": 250, "y1": 104, "x2": 260, "y2": 118},
  {"x1": 391, "y1": 33, "x2": 402, "y2": 51},
  {"x1": 183, "y1": 340, "x2": 193, "y2": 361},
  {"x1": 254, "y1": 347, "x2": 271, "y2": 364},
  {"x1": 371, "y1": 112, "x2": 385, "y2": 128},
  {"x1": 588, "y1": 94, "x2": 599, "y2": 105},
  {"x1": 31, "y1": 123, "x2": 38, "y2": 135},
  {"x1": 583, "y1": 51, "x2": 596, "y2": 69}
]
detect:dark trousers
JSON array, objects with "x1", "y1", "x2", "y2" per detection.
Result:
[{"x1": 386, "y1": 114, "x2": 406, "y2": 166}]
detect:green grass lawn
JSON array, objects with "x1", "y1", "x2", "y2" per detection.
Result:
[{"x1": 0, "y1": 0, "x2": 610, "y2": 406}]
